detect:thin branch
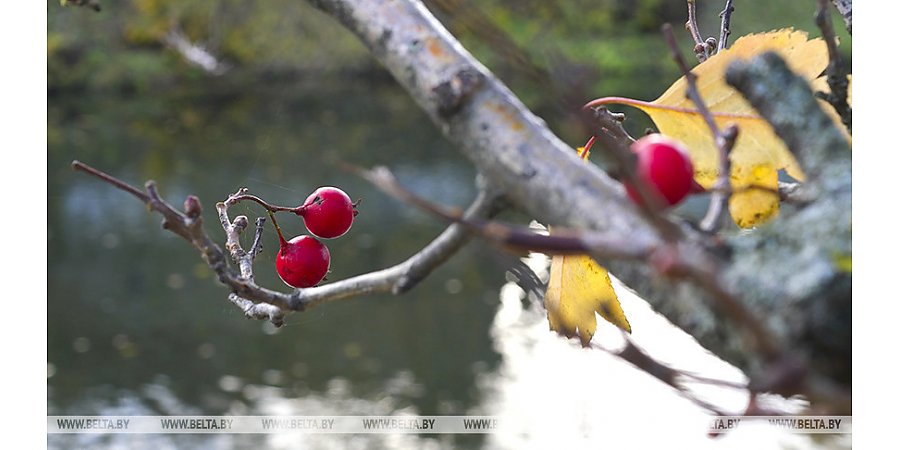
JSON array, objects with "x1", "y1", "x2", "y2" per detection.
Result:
[
  {"x1": 303, "y1": 0, "x2": 848, "y2": 410},
  {"x1": 353, "y1": 165, "x2": 657, "y2": 261},
  {"x1": 662, "y1": 24, "x2": 722, "y2": 138},
  {"x1": 72, "y1": 160, "x2": 506, "y2": 325},
  {"x1": 592, "y1": 338, "x2": 738, "y2": 416},
  {"x1": 355, "y1": 164, "x2": 784, "y2": 363},
  {"x1": 685, "y1": 0, "x2": 715, "y2": 61},
  {"x1": 815, "y1": 0, "x2": 852, "y2": 132},
  {"x1": 228, "y1": 193, "x2": 298, "y2": 214},
  {"x1": 675, "y1": 248, "x2": 783, "y2": 361},
  {"x1": 249, "y1": 217, "x2": 266, "y2": 258},
  {"x1": 662, "y1": 24, "x2": 737, "y2": 233},
  {"x1": 718, "y1": 0, "x2": 735, "y2": 52},
  {"x1": 72, "y1": 161, "x2": 150, "y2": 203},
  {"x1": 699, "y1": 124, "x2": 738, "y2": 232}
]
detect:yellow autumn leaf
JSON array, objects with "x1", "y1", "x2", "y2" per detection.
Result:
[
  {"x1": 542, "y1": 138, "x2": 631, "y2": 346},
  {"x1": 545, "y1": 254, "x2": 632, "y2": 346},
  {"x1": 588, "y1": 29, "x2": 835, "y2": 227}
]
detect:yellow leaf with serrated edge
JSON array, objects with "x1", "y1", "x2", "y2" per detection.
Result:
[
  {"x1": 543, "y1": 139, "x2": 631, "y2": 346},
  {"x1": 589, "y1": 29, "x2": 844, "y2": 227},
  {"x1": 545, "y1": 254, "x2": 631, "y2": 346}
]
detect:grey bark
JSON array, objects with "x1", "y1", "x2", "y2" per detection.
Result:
[{"x1": 305, "y1": 0, "x2": 851, "y2": 407}]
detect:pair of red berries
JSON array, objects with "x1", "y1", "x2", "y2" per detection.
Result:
[
  {"x1": 273, "y1": 187, "x2": 358, "y2": 289},
  {"x1": 621, "y1": 134, "x2": 697, "y2": 208}
]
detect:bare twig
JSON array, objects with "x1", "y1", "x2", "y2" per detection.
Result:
[
  {"x1": 699, "y1": 125, "x2": 738, "y2": 232},
  {"x1": 356, "y1": 164, "x2": 786, "y2": 364},
  {"x1": 685, "y1": 0, "x2": 715, "y2": 61},
  {"x1": 227, "y1": 193, "x2": 298, "y2": 214},
  {"x1": 662, "y1": 24, "x2": 722, "y2": 139},
  {"x1": 249, "y1": 217, "x2": 266, "y2": 258},
  {"x1": 662, "y1": 24, "x2": 737, "y2": 233},
  {"x1": 675, "y1": 248, "x2": 783, "y2": 361},
  {"x1": 815, "y1": 0, "x2": 852, "y2": 132},
  {"x1": 354, "y1": 165, "x2": 658, "y2": 261},
  {"x1": 72, "y1": 160, "x2": 506, "y2": 325},
  {"x1": 718, "y1": 0, "x2": 735, "y2": 52},
  {"x1": 592, "y1": 338, "x2": 743, "y2": 416}
]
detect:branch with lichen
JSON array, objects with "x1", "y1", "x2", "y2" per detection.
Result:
[{"x1": 298, "y1": 0, "x2": 850, "y2": 413}]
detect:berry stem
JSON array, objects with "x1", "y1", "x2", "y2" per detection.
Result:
[
  {"x1": 266, "y1": 209, "x2": 288, "y2": 249},
  {"x1": 231, "y1": 194, "x2": 297, "y2": 214},
  {"x1": 578, "y1": 136, "x2": 595, "y2": 160}
]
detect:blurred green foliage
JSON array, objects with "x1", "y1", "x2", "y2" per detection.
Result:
[{"x1": 48, "y1": 0, "x2": 850, "y2": 144}]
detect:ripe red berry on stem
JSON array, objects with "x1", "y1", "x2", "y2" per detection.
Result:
[
  {"x1": 295, "y1": 186, "x2": 357, "y2": 239},
  {"x1": 623, "y1": 134, "x2": 695, "y2": 208},
  {"x1": 268, "y1": 211, "x2": 330, "y2": 288},
  {"x1": 276, "y1": 235, "x2": 330, "y2": 288}
]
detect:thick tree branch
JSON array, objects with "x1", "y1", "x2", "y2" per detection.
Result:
[
  {"x1": 302, "y1": 0, "x2": 850, "y2": 411},
  {"x1": 723, "y1": 52, "x2": 852, "y2": 394}
]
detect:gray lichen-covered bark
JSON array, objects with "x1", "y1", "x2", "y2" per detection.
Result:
[
  {"x1": 725, "y1": 52, "x2": 852, "y2": 384},
  {"x1": 306, "y1": 0, "x2": 851, "y2": 407}
]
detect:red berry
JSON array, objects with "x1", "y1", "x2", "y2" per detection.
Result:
[
  {"x1": 296, "y1": 187, "x2": 357, "y2": 239},
  {"x1": 624, "y1": 134, "x2": 695, "y2": 207},
  {"x1": 276, "y1": 235, "x2": 331, "y2": 288}
]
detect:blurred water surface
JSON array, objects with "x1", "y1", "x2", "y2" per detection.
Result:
[{"x1": 48, "y1": 80, "x2": 509, "y2": 448}]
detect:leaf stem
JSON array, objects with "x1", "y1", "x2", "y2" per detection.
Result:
[{"x1": 583, "y1": 96, "x2": 757, "y2": 120}]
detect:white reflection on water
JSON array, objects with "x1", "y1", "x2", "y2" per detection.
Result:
[
  {"x1": 477, "y1": 265, "x2": 826, "y2": 449},
  {"x1": 48, "y1": 255, "x2": 850, "y2": 449}
]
